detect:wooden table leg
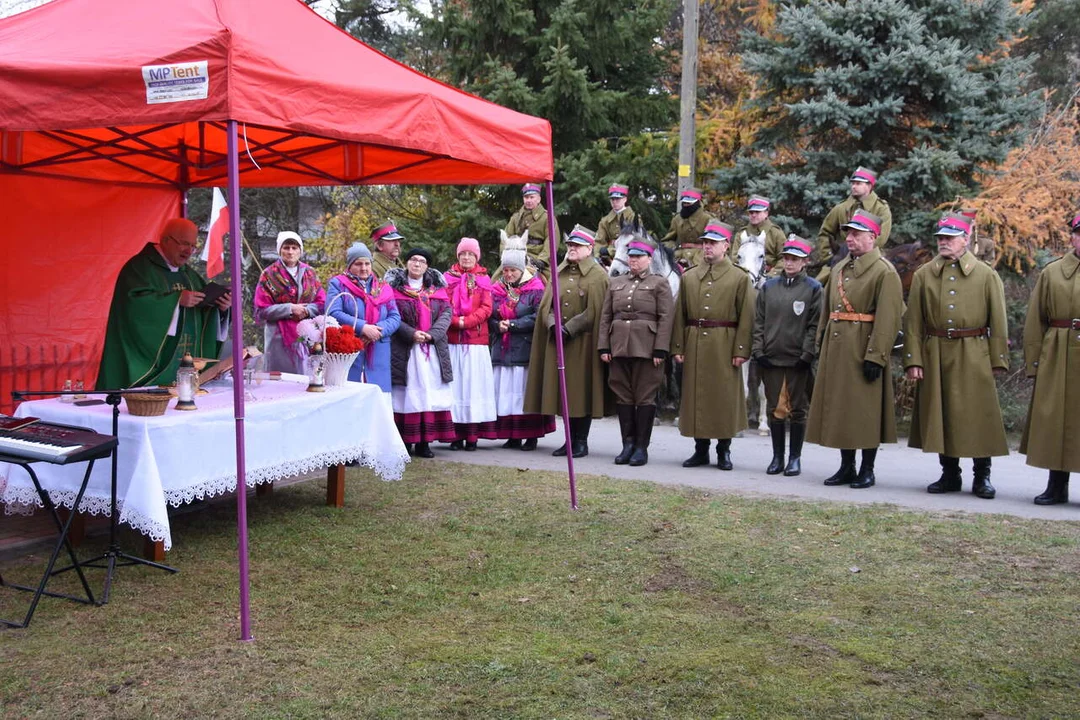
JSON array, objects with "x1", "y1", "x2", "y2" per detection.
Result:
[
  {"x1": 256, "y1": 481, "x2": 274, "y2": 497},
  {"x1": 143, "y1": 538, "x2": 166, "y2": 563},
  {"x1": 326, "y1": 464, "x2": 345, "y2": 507}
]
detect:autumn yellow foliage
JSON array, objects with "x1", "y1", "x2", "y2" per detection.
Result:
[{"x1": 963, "y1": 93, "x2": 1080, "y2": 273}]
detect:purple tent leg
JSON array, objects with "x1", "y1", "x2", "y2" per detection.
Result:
[
  {"x1": 226, "y1": 121, "x2": 253, "y2": 641},
  {"x1": 545, "y1": 182, "x2": 577, "y2": 510}
]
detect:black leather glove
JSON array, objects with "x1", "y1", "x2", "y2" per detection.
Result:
[
  {"x1": 755, "y1": 355, "x2": 774, "y2": 369},
  {"x1": 862, "y1": 360, "x2": 883, "y2": 382},
  {"x1": 562, "y1": 326, "x2": 572, "y2": 340},
  {"x1": 795, "y1": 358, "x2": 812, "y2": 371}
]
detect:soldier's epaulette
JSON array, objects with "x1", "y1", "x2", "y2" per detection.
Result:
[{"x1": 877, "y1": 255, "x2": 898, "y2": 271}]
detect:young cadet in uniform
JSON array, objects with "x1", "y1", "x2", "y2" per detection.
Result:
[
  {"x1": 1020, "y1": 212, "x2": 1080, "y2": 505},
  {"x1": 733, "y1": 194, "x2": 787, "y2": 432},
  {"x1": 505, "y1": 183, "x2": 558, "y2": 277},
  {"x1": 752, "y1": 237, "x2": 823, "y2": 477},
  {"x1": 594, "y1": 183, "x2": 636, "y2": 263},
  {"x1": 815, "y1": 167, "x2": 892, "y2": 285},
  {"x1": 370, "y1": 220, "x2": 405, "y2": 280},
  {"x1": 672, "y1": 221, "x2": 754, "y2": 470},
  {"x1": 807, "y1": 209, "x2": 903, "y2": 489},
  {"x1": 598, "y1": 237, "x2": 674, "y2": 466},
  {"x1": 524, "y1": 225, "x2": 611, "y2": 458},
  {"x1": 903, "y1": 213, "x2": 1009, "y2": 498},
  {"x1": 731, "y1": 195, "x2": 787, "y2": 274},
  {"x1": 661, "y1": 187, "x2": 713, "y2": 271}
]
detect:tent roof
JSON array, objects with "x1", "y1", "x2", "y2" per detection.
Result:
[{"x1": 0, "y1": 0, "x2": 553, "y2": 188}]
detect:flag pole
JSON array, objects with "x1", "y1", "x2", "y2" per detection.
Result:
[{"x1": 545, "y1": 182, "x2": 577, "y2": 510}]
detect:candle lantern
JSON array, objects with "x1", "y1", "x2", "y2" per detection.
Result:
[
  {"x1": 175, "y1": 352, "x2": 199, "y2": 410},
  {"x1": 306, "y1": 342, "x2": 327, "y2": 393}
]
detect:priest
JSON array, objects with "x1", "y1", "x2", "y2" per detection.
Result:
[{"x1": 96, "y1": 218, "x2": 231, "y2": 389}]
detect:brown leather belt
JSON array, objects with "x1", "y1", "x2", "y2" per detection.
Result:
[
  {"x1": 829, "y1": 312, "x2": 875, "y2": 322},
  {"x1": 926, "y1": 326, "x2": 989, "y2": 339},
  {"x1": 1049, "y1": 318, "x2": 1080, "y2": 329},
  {"x1": 694, "y1": 319, "x2": 737, "y2": 328}
]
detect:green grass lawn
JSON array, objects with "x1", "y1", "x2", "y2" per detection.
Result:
[{"x1": 2, "y1": 463, "x2": 1079, "y2": 719}]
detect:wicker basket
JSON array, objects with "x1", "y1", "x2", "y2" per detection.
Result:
[
  {"x1": 323, "y1": 352, "x2": 360, "y2": 387},
  {"x1": 124, "y1": 392, "x2": 172, "y2": 417}
]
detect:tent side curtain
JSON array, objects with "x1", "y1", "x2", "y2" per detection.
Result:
[{"x1": 0, "y1": 175, "x2": 179, "y2": 414}]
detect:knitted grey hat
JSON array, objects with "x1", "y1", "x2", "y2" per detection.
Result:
[
  {"x1": 501, "y1": 247, "x2": 527, "y2": 271},
  {"x1": 346, "y1": 242, "x2": 372, "y2": 267}
]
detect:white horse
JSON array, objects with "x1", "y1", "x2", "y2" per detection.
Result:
[
  {"x1": 608, "y1": 218, "x2": 680, "y2": 300},
  {"x1": 735, "y1": 229, "x2": 768, "y2": 434}
]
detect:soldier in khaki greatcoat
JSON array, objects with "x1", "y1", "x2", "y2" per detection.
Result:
[
  {"x1": 598, "y1": 237, "x2": 674, "y2": 467},
  {"x1": 1021, "y1": 212, "x2": 1080, "y2": 505},
  {"x1": 505, "y1": 183, "x2": 560, "y2": 277},
  {"x1": 752, "y1": 237, "x2": 823, "y2": 477},
  {"x1": 594, "y1": 183, "x2": 637, "y2": 263},
  {"x1": 814, "y1": 167, "x2": 893, "y2": 285},
  {"x1": 369, "y1": 220, "x2": 405, "y2": 280},
  {"x1": 524, "y1": 225, "x2": 611, "y2": 458},
  {"x1": 903, "y1": 213, "x2": 1009, "y2": 499},
  {"x1": 661, "y1": 187, "x2": 714, "y2": 271},
  {"x1": 807, "y1": 209, "x2": 904, "y2": 489},
  {"x1": 671, "y1": 221, "x2": 754, "y2": 470}
]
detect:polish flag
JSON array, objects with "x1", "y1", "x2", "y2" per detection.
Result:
[{"x1": 200, "y1": 187, "x2": 228, "y2": 279}]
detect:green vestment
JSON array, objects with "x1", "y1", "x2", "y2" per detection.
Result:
[{"x1": 96, "y1": 243, "x2": 224, "y2": 389}]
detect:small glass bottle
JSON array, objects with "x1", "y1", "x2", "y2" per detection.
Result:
[
  {"x1": 74, "y1": 380, "x2": 87, "y2": 401},
  {"x1": 60, "y1": 379, "x2": 74, "y2": 402}
]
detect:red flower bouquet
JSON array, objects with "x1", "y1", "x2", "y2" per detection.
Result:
[{"x1": 324, "y1": 325, "x2": 366, "y2": 354}]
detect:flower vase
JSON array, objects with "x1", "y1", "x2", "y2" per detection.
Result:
[{"x1": 323, "y1": 351, "x2": 360, "y2": 387}]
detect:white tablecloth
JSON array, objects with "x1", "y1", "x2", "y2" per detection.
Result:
[{"x1": 1, "y1": 381, "x2": 408, "y2": 550}]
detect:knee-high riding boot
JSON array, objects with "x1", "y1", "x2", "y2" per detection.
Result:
[
  {"x1": 766, "y1": 421, "x2": 786, "y2": 474},
  {"x1": 613, "y1": 405, "x2": 635, "y2": 465},
  {"x1": 628, "y1": 405, "x2": 655, "y2": 466}
]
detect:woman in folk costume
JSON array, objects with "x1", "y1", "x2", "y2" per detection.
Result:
[
  {"x1": 253, "y1": 231, "x2": 326, "y2": 374},
  {"x1": 387, "y1": 248, "x2": 456, "y2": 458},
  {"x1": 482, "y1": 243, "x2": 556, "y2": 450},
  {"x1": 326, "y1": 243, "x2": 401, "y2": 393},
  {"x1": 444, "y1": 237, "x2": 497, "y2": 450}
]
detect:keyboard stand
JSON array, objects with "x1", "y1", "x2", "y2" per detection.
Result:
[
  {"x1": 49, "y1": 392, "x2": 177, "y2": 604},
  {"x1": 0, "y1": 454, "x2": 97, "y2": 629}
]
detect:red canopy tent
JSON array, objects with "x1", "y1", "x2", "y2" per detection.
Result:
[{"x1": 0, "y1": 0, "x2": 558, "y2": 639}]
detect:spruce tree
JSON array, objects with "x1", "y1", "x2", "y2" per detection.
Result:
[
  {"x1": 396, "y1": 0, "x2": 679, "y2": 249},
  {"x1": 711, "y1": 0, "x2": 1039, "y2": 242}
]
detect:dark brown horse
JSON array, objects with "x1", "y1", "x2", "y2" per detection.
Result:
[{"x1": 885, "y1": 240, "x2": 934, "y2": 300}]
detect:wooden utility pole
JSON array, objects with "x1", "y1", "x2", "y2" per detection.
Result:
[{"x1": 677, "y1": 0, "x2": 699, "y2": 204}]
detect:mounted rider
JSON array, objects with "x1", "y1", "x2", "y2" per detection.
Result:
[
  {"x1": 594, "y1": 183, "x2": 636, "y2": 265},
  {"x1": 732, "y1": 195, "x2": 787, "y2": 277},
  {"x1": 661, "y1": 187, "x2": 713, "y2": 271},
  {"x1": 814, "y1": 167, "x2": 892, "y2": 285}
]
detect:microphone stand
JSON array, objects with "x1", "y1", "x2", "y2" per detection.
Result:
[{"x1": 11, "y1": 388, "x2": 178, "y2": 605}]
